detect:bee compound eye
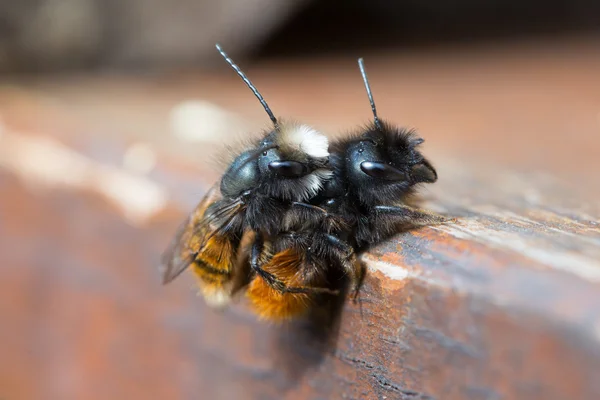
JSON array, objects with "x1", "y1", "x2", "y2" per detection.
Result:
[
  {"x1": 360, "y1": 161, "x2": 407, "y2": 181},
  {"x1": 268, "y1": 160, "x2": 308, "y2": 178}
]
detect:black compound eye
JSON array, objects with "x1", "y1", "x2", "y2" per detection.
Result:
[
  {"x1": 268, "y1": 160, "x2": 308, "y2": 178},
  {"x1": 360, "y1": 161, "x2": 406, "y2": 181}
]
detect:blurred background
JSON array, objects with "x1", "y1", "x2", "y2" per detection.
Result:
[
  {"x1": 1, "y1": 1, "x2": 600, "y2": 399},
  {"x1": 1, "y1": 0, "x2": 600, "y2": 71}
]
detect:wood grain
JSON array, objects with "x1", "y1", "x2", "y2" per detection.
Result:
[{"x1": 1, "y1": 38, "x2": 599, "y2": 400}]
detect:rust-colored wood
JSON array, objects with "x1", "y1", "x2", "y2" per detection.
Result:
[{"x1": 1, "y1": 38, "x2": 599, "y2": 400}]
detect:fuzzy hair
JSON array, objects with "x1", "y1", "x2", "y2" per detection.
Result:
[
  {"x1": 209, "y1": 131, "x2": 263, "y2": 173},
  {"x1": 330, "y1": 119, "x2": 423, "y2": 155},
  {"x1": 261, "y1": 168, "x2": 333, "y2": 202},
  {"x1": 246, "y1": 248, "x2": 310, "y2": 320},
  {"x1": 276, "y1": 122, "x2": 329, "y2": 159},
  {"x1": 214, "y1": 120, "x2": 329, "y2": 170},
  {"x1": 257, "y1": 121, "x2": 332, "y2": 202},
  {"x1": 329, "y1": 119, "x2": 431, "y2": 206}
]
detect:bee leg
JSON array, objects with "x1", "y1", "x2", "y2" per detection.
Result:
[
  {"x1": 289, "y1": 202, "x2": 331, "y2": 227},
  {"x1": 374, "y1": 205, "x2": 451, "y2": 227},
  {"x1": 365, "y1": 204, "x2": 450, "y2": 244},
  {"x1": 374, "y1": 205, "x2": 449, "y2": 225},
  {"x1": 291, "y1": 201, "x2": 328, "y2": 215},
  {"x1": 323, "y1": 234, "x2": 365, "y2": 301},
  {"x1": 249, "y1": 234, "x2": 277, "y2": 285},
  {"x1": 250, "y1": 235, "x2": 337, "y2": 296},
  {"x1": 283, "y1": 285, "x2": 339, "y2": 295}
]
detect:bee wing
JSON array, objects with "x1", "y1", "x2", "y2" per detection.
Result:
[
  {"x1": 193, "y1": 196, "x2": 245, "y2": 243},
  {"x1": 161, "y1": 217, "x2": 194, "y2": 284},
  {"x1": 161, "y1": 185, "x2": 222, "y2": 284}
]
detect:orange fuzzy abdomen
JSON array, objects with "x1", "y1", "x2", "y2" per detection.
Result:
[
  {"x1": 192, "y1": 234, "x2": 236, "y2": 307},
  {"x1": 246, "y1": 249, "x2": 311, "y2": 321}
]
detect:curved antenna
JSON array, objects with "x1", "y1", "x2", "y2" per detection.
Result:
[
  {"x1": 215, "y1": 44, "x2": 279, "y2": 129},
  {"x1": 358, "y1": 58, "x2": 382, "y2": 131}
]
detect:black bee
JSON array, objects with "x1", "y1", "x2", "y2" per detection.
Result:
[
  {"x1": 325, "y1": 58, "x2": 444, "y2": 247},
  {"x1": 161, "y1": 44, "x2": 335, "y2": 307},
  {"x1": 246, "y1": 58, "x2": 445, "y2": 320}
]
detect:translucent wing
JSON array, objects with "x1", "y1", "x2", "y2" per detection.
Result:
[{"x1": 161, "y1": 184, "x2": 237, "y2": 284}]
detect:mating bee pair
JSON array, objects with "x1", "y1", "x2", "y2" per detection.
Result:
[{"x1": 161, "y1": 44, "x2": 444, "y2": 320}]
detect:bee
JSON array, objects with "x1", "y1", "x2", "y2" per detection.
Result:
[
  {"x1": 161, "y1": 44, "x2": 334, "y2": 307},
  {"x1": 246, "y1": 58, "x2": 446, "y2": 320},
  {"x1": 245, "y1": 204, "x2": 356, "y2": 320},
  {"x1": 325, "y1": 58, "x2": 445, "y2": 248}
]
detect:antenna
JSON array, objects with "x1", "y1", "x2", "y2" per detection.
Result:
[
  {"x1": 215, "y1": 44, "x2": 279, "y2": 129},
  {"x1": 358, "y1": 58, "x2": 382, "y2": 131}
]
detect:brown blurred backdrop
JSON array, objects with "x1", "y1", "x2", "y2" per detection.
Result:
[
  {"x1": 1, "y1": 0, "x2": 600, "y2": 72},
  {"x1": 1, "y1": 1, "x2": 600, "y2": 400}
]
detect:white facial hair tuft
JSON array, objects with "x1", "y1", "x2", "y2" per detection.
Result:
[{"x1": 283, "y1": 124, "x2": 329, "y2": 158}]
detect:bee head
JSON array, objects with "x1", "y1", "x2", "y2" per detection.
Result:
[
  {"x1": 345, "y1": 57, "x2": 437, "y2": 204},
  {"x1": 215, "y1": 44, "x2": 332, "y2": 202},
  {"x1": 344, "y1": 121, "x2": 437, "y2": 204},
  {"x1": 256, "y1": 122, "x2": 332, "y2": 201},
  {"x1": 220, "y1": 123, "x2": 332, "y2": 201}
]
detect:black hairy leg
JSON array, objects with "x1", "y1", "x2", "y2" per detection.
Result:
[
  {"x1": 287, "y1": 202, "x2": 364, "y2": 299},
  {"x1": 289, "y1": 201, "x2": 351, "y2": 233},
  {"x1": 291, "y1": 201, "x2": 328, "y2": 214},
  {"x1": 357, "y1": 204, "x2": 448, "y2": 246},
  {"x1": 322, "y1": 234, "x2": 365, "y2": 301},
  {"x1": 374, "y1": 204, "x2": 448, "y2": 225},
  {"x1": 249, "y1": 234, "x2": 338, "y2": 295}
]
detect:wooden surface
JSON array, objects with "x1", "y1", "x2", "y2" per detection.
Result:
[{"x1": 1, "y1": 38, "x2": 600, "y2": 400}]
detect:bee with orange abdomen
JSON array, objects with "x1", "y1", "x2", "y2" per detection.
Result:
[
  {"x1": 246, "y1": 212, "x2": 357, "y2": 320},
  {"x1": 245, "y1": 58, "x2": 446, "y2": 320},
  {"x1": 161, "y1": 44, "x2": 336, "y2": 307}
]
